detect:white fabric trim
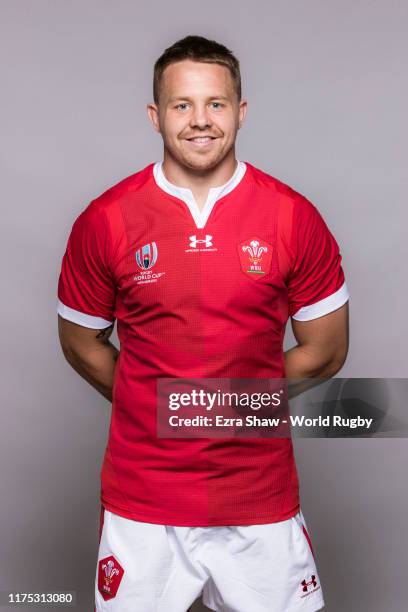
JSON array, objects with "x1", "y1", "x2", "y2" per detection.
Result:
[
  {"x1": 292, "y1": 282, "x2": 350, "y2": 321},
  {"x1": 57, "y1": 299, "x2": 114, "y2": 329},
  {"x1": 153, "y1": 160, "x2": 247, "y2": 229}
]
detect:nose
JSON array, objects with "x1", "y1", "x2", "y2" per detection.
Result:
[{"x1": 189, "y1": 103, "x2": 212, "y2": 129}]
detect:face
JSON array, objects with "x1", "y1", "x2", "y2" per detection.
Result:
[{"x1": 147, "y1": 60, "x2": 247, "y2": 172}]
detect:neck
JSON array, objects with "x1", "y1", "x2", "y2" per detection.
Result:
[{"x1": 161, "y1": 150, "x2": 238, "y2": 193}]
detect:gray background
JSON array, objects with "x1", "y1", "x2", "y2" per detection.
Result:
[{"x1": 1, "y1": 0, "x2": 407, "y2": 610}]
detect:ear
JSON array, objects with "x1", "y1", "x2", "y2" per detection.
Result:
[
  {"x1": 147, "y1": 103, "x2": 161, "y2": 133},
  {"x1": 238, "y1": 99, "x2": 248, "y2": 129}
]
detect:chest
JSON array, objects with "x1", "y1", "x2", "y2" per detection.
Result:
[{"x1": 112, "y1": 190, "x2": 290, "y2": 324}]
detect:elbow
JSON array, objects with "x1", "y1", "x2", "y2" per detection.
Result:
[
  {"x1": 326, "y1": 343, "x2": 349, "y2": 377},
  {"x1": 59, "y1": 340, "x2": 78, "y2": 366}
]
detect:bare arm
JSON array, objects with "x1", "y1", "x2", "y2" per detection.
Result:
[
  {"x1": 284, "y1": 302, "x2": 349, "y2": 397},
  {"x1": 58, "y1": 315, "x2": 119, "y2": 402}
]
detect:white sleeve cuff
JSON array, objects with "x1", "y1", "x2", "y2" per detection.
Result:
[
  {"x1": 292, "y1": 282, "x2": 350, "y2": 321},
  {"x1": 57, "y1": 299, "x2": 114, "y2": 329}
]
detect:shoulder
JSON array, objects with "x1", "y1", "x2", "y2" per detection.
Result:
[
  {"x1": 95, "y1": 162, "x2": 154, "y2": 207},
  {"x1": 64, "y1": 164, "x2": 154, "y2": 245},
  {"x1": 80, "y1": 163, "x2": 155, "y2": 220},
  {"x1": 245, "y1": 162, "x2": 318, "y2": 221}
]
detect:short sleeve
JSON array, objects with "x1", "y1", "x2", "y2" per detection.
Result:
[
  {"x1": 287, "y1": 197, "x2": 349, "y2": 321},
  {"x1": 57, "y1": 202, "x2": 116, "y2": 328}
]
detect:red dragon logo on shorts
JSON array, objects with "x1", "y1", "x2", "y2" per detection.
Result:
[{"x1": 98, "y1": 555, "x2": 124, "y2": 600}]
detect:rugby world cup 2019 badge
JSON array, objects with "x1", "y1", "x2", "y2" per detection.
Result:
[
  {"x1": 98, "y1": 555, "x2": 124, "y2": 600},
  {"x1": 134, "y1": 241, "x2": 166, "y2": 285},
  {"x1": 238, "y1": 236, "x2": 273, "y2": 279},
  {"x1": 136, "y1": 241, "x2": 158, "y2": 270}
]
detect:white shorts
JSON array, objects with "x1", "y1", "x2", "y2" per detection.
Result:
[{"x1": 95, "y1": 507, "x2": 325, "y2": 612}]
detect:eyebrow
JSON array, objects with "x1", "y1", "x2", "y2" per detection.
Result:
[{"x1": 167, "y1": 95, "x2": 230, "y2": 103}]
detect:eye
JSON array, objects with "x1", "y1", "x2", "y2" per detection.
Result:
[
  {"x1": 210, "y1": 102, "x2": 225, "y2": 109},
  {"x1": 175, "y1": 103, "x2": 189, "y2": 111}
]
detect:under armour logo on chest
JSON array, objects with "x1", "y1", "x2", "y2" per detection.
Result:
[{"x1": 189, "y1": 235, "x2": 213, "y2": 248}]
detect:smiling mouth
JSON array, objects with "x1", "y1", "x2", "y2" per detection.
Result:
[{"x1": 186, "y1": 136, "x2": 217, "y2": 145}]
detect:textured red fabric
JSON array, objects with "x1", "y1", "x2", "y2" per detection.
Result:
[{"x1": 58, "y1": 162, "x2": 346, "y2": 526}]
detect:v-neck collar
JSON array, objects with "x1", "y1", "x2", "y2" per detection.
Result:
[{"x1": 153, "y1": 159, "x2": 247, "y2": 229}]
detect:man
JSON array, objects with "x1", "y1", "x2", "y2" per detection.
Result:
[{"x1": 57, "y1": 35, "x2": 349, "y2": 612}]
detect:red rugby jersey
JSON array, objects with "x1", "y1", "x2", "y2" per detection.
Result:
[{"x1": 57, "y1": 161, "x2": 349, "y2": 526}]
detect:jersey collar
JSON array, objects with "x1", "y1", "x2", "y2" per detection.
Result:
[{"x1": 153, "y1": 160, "x2": 247, "y2": 229}]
